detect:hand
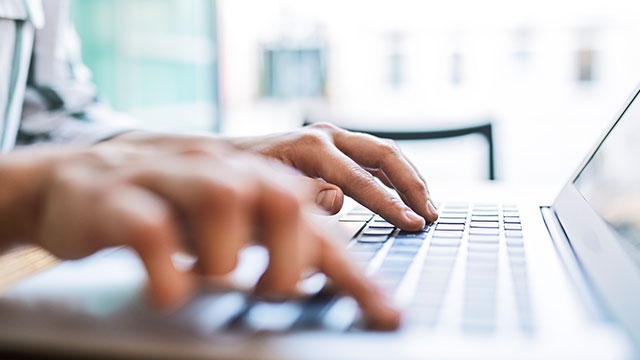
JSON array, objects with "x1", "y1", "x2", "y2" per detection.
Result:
[
  {"x1": 230, "y1": 123, "x2": 438, "y2": 230},
  {"x1": 0, "y1": 145, "x2": 400, "y2": 330},
  {"x1": 113, "y1": 123, "x2": 438, "y2": 231}
]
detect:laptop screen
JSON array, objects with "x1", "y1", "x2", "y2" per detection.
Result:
[{"x1": 574, "y1": 90, "x2": 640, "y2": 269}]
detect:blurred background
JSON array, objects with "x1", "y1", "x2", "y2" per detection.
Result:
[{"x1": 70, "y1": 0, "x2": 640, "y2": 193}]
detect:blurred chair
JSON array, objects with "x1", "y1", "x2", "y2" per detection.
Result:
[{"x1": 303, "y1": 116, "x2": 496, "y2": 180}]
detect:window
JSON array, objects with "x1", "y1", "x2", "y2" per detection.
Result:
[
  {"x1": 576, "y1": 28, "x2": 596, "y2": 83},
  {"x1": 577, "y1": 48, "x2": 595, "y2": 82},
  {"x1": 71, "y1": 0, "x2": 220, "y2": 132},
  {"x1": 450, "y1": 52, "x2": 463, "y2": 85},
  {"x1": 387, "y1": 32, "x2": 405, "y2": 88},
  {"x1": 260, "y1": 47, "x2": 326, "y2": 99}
]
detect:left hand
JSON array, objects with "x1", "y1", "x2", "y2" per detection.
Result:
[{"x1": 111, "y1": 123, "x2": 438, "y2": 231}]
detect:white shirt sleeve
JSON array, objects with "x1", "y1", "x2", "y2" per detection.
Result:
[{"x1": 17, "y1": 0, "x2": 137, "y2": 147}]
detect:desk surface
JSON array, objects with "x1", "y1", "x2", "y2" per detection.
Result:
[{"x1": 0, "y1": 246, "x2": 58, "y2": 293}]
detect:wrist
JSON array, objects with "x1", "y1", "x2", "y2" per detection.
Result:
[{"x1": 0, "y1": 148, "x2": 75, "y2": 248}]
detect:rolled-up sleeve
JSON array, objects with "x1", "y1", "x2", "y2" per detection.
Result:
[{"x1": 17, "y1": 0, "x2": 137, "y2": 147}]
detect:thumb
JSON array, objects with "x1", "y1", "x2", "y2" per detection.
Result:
[{"x1": 304, "y1": 178, "x2": 344, "y2": 214}]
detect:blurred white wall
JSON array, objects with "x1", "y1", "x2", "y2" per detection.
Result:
[{"x1": 218, "y1": 0, "x2": 640, "y2": 191}]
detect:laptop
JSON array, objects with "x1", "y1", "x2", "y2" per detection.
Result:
[{"x1": 1, "y1": 86, "x2": 640, "y2": 359}]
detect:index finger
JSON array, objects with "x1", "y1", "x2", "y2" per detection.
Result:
[
  {"x1": 315, "y1": 146, "x2": 426, "y2": 231},
  {"x1": 316, "y1": 232, "x2": 401, "y2": 330},
  {"x1": 333, "y1": 131, "x2": 438, "y2": 222}
]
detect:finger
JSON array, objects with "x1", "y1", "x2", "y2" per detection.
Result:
[
  {"x1": 366, "y1": 168, "x2": 394, "y2": 189},
  {"x1": 194, "y1": 179, "x2": 256, "y2": 276},
  {"x1": 366, "y1": 168, "x2": 412, "y2": 208},
  {"x1": 255, "y1": 186, "x2": 306, "y2": 297},
  {"x1": 333, "y1": 131, "x2": 437, "y2": 222},
  {"x1": 313, "y1": 146, "x2": 425, "y2": 231},
  {"x1": 128, "y1": 165, "x2": 252, "y2": 276},
  {"x1": 98, "y1": 185, "x2": 192, "y2": 308},
  {"x1": 316, "y1": 233, "x2": 400, "y2": 330},
  {"x1": 303, "y1": 177, "x2": 344, "y2": 214},
  {"x1": 401, "y1": 153, "x2": 438, "y2": 210}
]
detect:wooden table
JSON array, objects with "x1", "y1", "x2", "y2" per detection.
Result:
[{"x1": 0, "y1": 246, "x2": 59, "y2": 293}]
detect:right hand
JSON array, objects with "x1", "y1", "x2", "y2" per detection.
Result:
[{"x1": 3, "y1": 144, "x2": 400, "y2": 330}]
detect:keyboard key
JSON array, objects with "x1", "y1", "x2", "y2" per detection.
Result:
[
  {"x1": 357, "y1": 234, "x2": 389, "y2": 243},
  {"x1": 439, "y1": 213, "x2": 467, "y2": 219},
  {"x1": 468, "y1": 235, "x2": 499, "y2": 243},
  {"x1": 469, "y1": 221, "x2": 499, "y2": 229},
  {"x1": 505, "y1": 230, "x2": 524, "y2": 238},
  {"x1": 473, "y1": 204, "x2": 498, "y2": 211},
  {"x1": 437, "y1": 218, "x2": 466, "y2": 224},
  {"x1": 397, "y1": 230, "x2": 427, "y2": 238},
  {"x1": 507, "y1": 247, "x2": 526, "y2": 257},
  {"x1": 368, "y1": 223, "x2": 396, "y2": 229},
  {"x1": 424, "y1": 256, "x2": 457, "y2": 267},
  {"x1": 467, "y1": 252, "x2": 498, "y2": 263},
  {"x1": 503, "y1": 213, "x2": 521, "y2": 218},
  {"x1": 340, "y1": 214, "x2": 373, "y2": 222},
  {"x1": 468, "y1": 243, "x2": 499, "y2": 253},
  {"x1": 338, "y1": 221, "x2": 367, "y2": 238},
  {"x1": 504, "y1": 223, "x2": 522, "y2": 230},
  {"x1": 427, "y1": 247, "x2": 458, "y2": 258},
  {"x1": 436, "y1": 223, "x2": 465, "y2": 231},
  {"x1": 443, "y1": 202, "x2": 468, "y2": 208},
  {"x1": 379, "y1": 258, "x2": 413, "y2": 270},
  {"x1": 469, "y1": 228, "x2": 499, "y2": 236},
  {"x1": 503, "y1": 217, "x2": 521, "y2": 224},
  {"x1": 432, "y1": 230, "x2": 464, "y2": 238},
  {"x1": 472, "y1": 210, "x2": 499, "y2": 216},
  {"x1": 440, "y1": 209, "x2": 467, "y2": 214},
  {"x1": 363, "y1": 227, "x2": 394, "y2": 236},
  {"x1": 393, "y1": 238, "x2": 423, "y2": 248},
  {"x1": 507, "y1": 238, "x2": 525, "y2": 247},
  {"x1": 430, "y1": 238, "x2": 461, "y2": 247},
  {"x1": 471, "y1": 216, "x2": 499, "y2": 222},
  {"x1": 387, "y1": 248, "x2": 418, "y2": 257}
]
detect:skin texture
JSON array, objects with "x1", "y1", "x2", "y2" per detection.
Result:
[{"x1": 0, "y1": 123, "x2": 438, "y2": 331}]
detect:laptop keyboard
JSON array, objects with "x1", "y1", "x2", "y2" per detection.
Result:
[{"x1": 342, "y1": 202, "x2": 534, "y2": 333}]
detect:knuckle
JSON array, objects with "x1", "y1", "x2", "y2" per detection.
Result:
[
  {"x1": 271, "y1": 191, "x2": 302, "y2": 218},
  {"x1": 309, "y1": 121, "x2": 338, "y2": 132},
  {"x1": 129, "y1": 213, "x2": 172, "y2": 251},
  {"x1": 408, "y1": 179, "x2": 427, "y2": 195},
  {"x1": 197, "y1": 178, "x2": 240, "y2": 210},
  {"x1": 379, "y1": 139, "x2": 400, "y2": 159},
  {"x1": 175, "y1": 140, "x2": 215, "y2": 157},
  {"x1": 296, "y1": 130, "x2": 328, "y2": 148}
]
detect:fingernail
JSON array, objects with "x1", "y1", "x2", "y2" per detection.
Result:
[
  {"x1": 403, "y1": 208, "x2": 425, "y2": 226},
  {"x1": 427, "y1": 200, "x2": 438, "y2": 217},
  {"x1": 316, "y1": 189, "x2": 338, "y2": 211}
]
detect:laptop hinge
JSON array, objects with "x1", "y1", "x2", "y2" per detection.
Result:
[{"x1": 540, "y1": 206, "x2": 612, "y2": 323}]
